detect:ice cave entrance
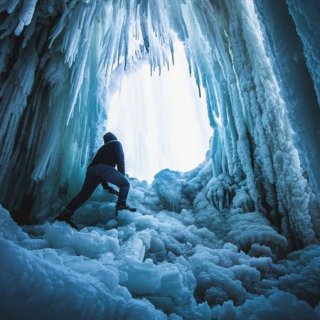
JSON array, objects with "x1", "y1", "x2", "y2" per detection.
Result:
[{"x1": 107, "y1": 41, "x2": 212, "y2": 182}]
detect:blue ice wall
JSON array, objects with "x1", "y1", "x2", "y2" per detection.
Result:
[
  {"x1": 286, "y1": 0, "x2": 320, "y2": 107},
  {"x1": 254, "y1": 0, "x2": 320, "y2": 197},
  {"x1": 0, "y1": 2, "x2": 108, "y2": 222}
]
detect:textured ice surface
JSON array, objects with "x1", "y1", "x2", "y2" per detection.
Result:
[{"x1": 1, "y1": 172, "x2": 319, "y2": 319}]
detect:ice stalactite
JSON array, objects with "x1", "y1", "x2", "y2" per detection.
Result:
[
  {"x1": 176, "y1": 0, "x2": 320, "y2": 246},
  {"x1": 254, "y1": 0, "x2": 320, "y2": 242},
  {"x1": 0, "y1": 1, "x2": 110, "y2": 222},
  {"x1": 0, "y1": 0, "x2": 320, "y2": 247}
]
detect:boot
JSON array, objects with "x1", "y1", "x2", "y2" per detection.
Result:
[
  {"x1": 56, "y1": 209, "x2": 78, "y2": 229},
  {"x1": 116, "y1": 203, "x2": 137, "y2": 216}
]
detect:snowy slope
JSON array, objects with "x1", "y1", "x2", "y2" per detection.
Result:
[{"x1": 1, "y1": 170, "x2": 320, "y2": 319}]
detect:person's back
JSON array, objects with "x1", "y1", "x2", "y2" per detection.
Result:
[
  {"x1": 90, "y1": 143, "x2": 118, "y2": 167},
  {"x1": 56, "y1": 132, "x2": 135, "y2": 228},
  {"x1": 89, "y1": 132, "x2": 124, "y2": 173},
  {"x1": 90, "y1": 144, "x2": 125, "y2": 175}
]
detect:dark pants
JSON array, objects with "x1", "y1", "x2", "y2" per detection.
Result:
[{"x1": 66, "y1": 164, "x2": 129, "y2": 212}]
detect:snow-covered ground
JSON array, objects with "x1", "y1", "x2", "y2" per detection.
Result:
[{"x1": 1, "y1": 165, "x2": 319, "y2": 319}]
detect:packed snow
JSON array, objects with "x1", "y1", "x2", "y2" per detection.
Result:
[{"x1": 1, "y1": 165, "x2": 320, "y2": 319}]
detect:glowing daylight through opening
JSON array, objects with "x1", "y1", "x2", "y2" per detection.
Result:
[{"x1": 106, "y1": 42, "x2": 212, "y2": 182}]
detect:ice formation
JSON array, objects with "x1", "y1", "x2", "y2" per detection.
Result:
[
  {"x1": 0, "y1": 0, "x2": 320, "y2": 319},
  {"x1": 1, "y1": 173, "x2": 320, "y2": 319}
]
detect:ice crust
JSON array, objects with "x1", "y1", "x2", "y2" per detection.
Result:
[{"x1": 1, "y1": 171, "x2": 319, "y2": 319}]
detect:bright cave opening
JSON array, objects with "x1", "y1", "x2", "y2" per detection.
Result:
[{"x1": 106, "y1": 41, "x2": 212, "y2": 182}]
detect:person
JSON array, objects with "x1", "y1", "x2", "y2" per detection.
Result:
[{"x1": 56, "y1": 132, "x2": 136, "y2": 227}]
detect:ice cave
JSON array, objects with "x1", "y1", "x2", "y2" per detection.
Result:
[{"x1": 0, "y1": 0, "x2": 320, "y2": 319}]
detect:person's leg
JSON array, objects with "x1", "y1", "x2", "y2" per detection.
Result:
[
  {"x1": 65, "y1": 168, "x2": 100, "y2": 212},
  {"x1": 101, "y1": 169, "x2": 130, "y2": 206},
  {"x1": 101, "y1": 180, "x2": 108, "y2": 189},
  {"x1": 101, "y1": 180, "x2": 119, "y2": 195}
]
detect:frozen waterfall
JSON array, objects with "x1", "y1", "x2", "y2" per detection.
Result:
[{"x1": 0, "y1": 0, "x2": 320, "y2": 319}]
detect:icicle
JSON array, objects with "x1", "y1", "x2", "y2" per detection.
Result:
[
  {"x1": 14, "y1": 0, "x2": 37, "y2": 36},
  {"x1": 3, "y1": 0, "x2": 20, "y2": 14}
]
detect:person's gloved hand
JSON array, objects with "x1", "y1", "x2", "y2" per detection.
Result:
[{"x1": 104, "y1": 185, "x2": 119, "y2": 196}]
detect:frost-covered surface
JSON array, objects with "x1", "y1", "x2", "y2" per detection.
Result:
[
  {"x1": 286, "y1": 0, "x2": 320, "y2": 108},
  {"x1": 253, "y1": 0, "x2": 320, "y2": 240},
  {"x1": 1, "y1": 172, "x2": 320, "y2": 319}
]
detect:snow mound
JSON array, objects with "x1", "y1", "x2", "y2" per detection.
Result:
[
  {"x1": 0, "y1": 176, "x2": 319, "y2": 319},
  {"x1": 225, "y1": 211, "x2": 288, "y2": 256}
]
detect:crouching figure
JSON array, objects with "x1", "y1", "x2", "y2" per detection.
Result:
[{"x1": 57, "y1": 132, "x2": 136, "y2": 227}]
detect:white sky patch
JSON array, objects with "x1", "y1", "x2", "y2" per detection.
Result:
[{"x1": 107, "y1": 41, "x2": 212, "y2": 183}]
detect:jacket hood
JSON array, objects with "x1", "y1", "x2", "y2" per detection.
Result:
[{"x1": 103, "y1": 132, "x2": 117, "y2": 144}]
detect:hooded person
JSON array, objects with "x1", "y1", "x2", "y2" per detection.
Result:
[{"x1": 56, "y1": 132, "x2": 136, "y2": 227}]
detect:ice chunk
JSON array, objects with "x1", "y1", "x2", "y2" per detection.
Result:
[
  {"x1": 211, "y1": 291, "x2": 319, "y2": 320},
  {"x1": 225, "y1": 212, "x2": 288, "y2": 256},
  {"x1": 152, "y1": 169, "x2": 189, "y2": 212},
  {"x1": 44, "y1": 222, "x2": 119, "y2": 258},
  {"x1": 0, "y1": 238, "x2": 166, "y2": 319},
  {"x1": 119, "y1": 259, "x2": 196, "y2": 309},
  {"x1": 278, "y1": 245, "x2": 320, "y2": 306}
]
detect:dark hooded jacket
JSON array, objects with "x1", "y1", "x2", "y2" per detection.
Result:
[{"x1": 89, "y1": 132, "x2": 125, "y2": 174}]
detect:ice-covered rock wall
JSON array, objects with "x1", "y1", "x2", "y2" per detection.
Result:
[
  {"x1": 0, "y1": 0, "x2": 319, "y2": 247},
  {"x1": 0, "y1": 0, "x2": 110, "y2": 222},
  {"x1": 180, "y1": 0, "x2": 320, "y2": 247}
]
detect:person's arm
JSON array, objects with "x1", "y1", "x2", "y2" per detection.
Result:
[
  {"x1": 101, "y1": 180, "x2": 109, "y2": 189},
  {"x1": 115, "y1": 141, "x2": 125, "y2": 175}
]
